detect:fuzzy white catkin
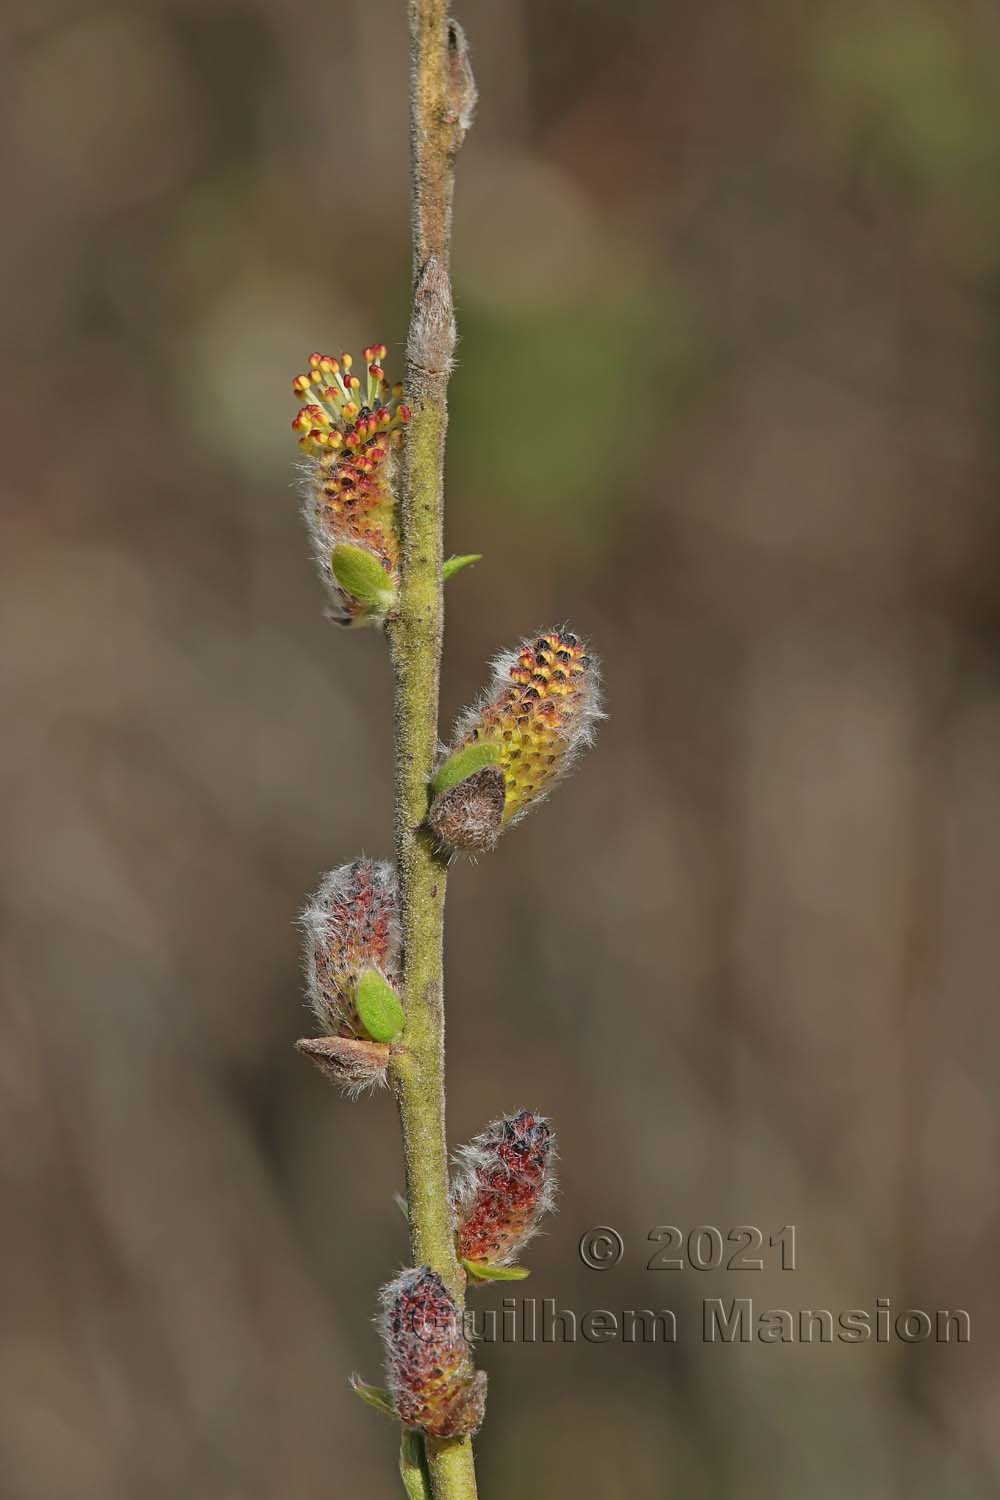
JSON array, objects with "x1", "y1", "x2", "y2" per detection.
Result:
[{"x1": 299, "y1": 859, "x2": 400, "y2": 1036}]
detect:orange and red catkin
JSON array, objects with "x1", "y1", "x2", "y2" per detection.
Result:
[
  {"x1": 290, "y1": 346, "x2": 411, "y2": 625},
  {"x1": 298, "y1": 860, "x2": 400, "y2": 1088},
  {"x1": 428, "y1": 629, "x2": 603, "y2": 852},
  {"x1": 379, "y1": 1268, "x2": 487, "y2": 1439},
  {"x1": 453, "y1": 1111, "x2": 557, "y2": 1268}
]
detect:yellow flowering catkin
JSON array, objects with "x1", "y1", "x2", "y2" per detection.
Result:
[
  {"x1": 428, "y1": 629, "x2": 603, "y2": 851},
  {"x1": 290, "y1": 346, "x2": 410, "y2": 624}
]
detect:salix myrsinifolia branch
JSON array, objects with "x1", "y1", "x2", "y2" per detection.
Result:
[{"x1": 285, "y1": 9, "x2": 602, "y2": 1499}]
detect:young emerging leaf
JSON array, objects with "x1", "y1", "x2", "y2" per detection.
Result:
[
  {"x1": 462, "y1": 1259, "x2": 532, "y2": 1282},
  {"x1": 428, "y1": 629, "x2": 602, "y2": 850},
  {"x1": 331, "y1": 542, "x2": 398, "y2": 611},
  {"x1": 442, "y1": 553, "x2": 482, "y2": 583},
  {"x1": 399, "y1": 1430, "x2": 433, "y2": 1500},
  {"x1": 355, "y1": 967, "x2": 406, "y2": 1044},
  {"x1": 379, "y1": 1267, "x2": 487, "y2": 1439},
  {"x1": 430, "y1": 740, "x2": 502, "y2": 797},
  {"x1": 350, "y1": 1375, "x2": 398, "y2": 1420}
]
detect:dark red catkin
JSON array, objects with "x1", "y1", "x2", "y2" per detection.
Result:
[
  {"x1": 452, "y1": 1110, "x2": 557, "y2": 1268},
  {"x1": 379, "y1": 1267, "x2": 486, "y2": 1438}
]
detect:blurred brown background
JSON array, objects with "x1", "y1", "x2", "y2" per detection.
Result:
[{"x1": 3, "y1": 0, "x2": 1000, "y2": 1495}]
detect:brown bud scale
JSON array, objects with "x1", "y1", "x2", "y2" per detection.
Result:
[{"x1": 427, "y1": 765, "x2": 505, "y2": 853}]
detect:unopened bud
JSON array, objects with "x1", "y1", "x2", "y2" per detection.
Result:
[{"x1": 407, "y1": 256, "x2": 456, "y2": 378}]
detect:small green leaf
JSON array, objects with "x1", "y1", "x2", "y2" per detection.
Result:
[
  {"x1": 399, "y1": 1430, "x2": 433, "y2": 1500},
  {"x1": 331, "y1": 543, "x2": 397, "y2": 609},
  {"x1": 355, "y1": 968, "x2": 406, "y2": 1044},
  {"x1": 442, "y1": 553, "x2": 482, "y2": 583},
  {"x1": 462, "y1": 1258, "x2": 532, "y2": 1282},
  {"x1": 350, "y1": 1375, "x2": 398, "y2": 1419},
  {"x1": 431, "y1": 741, "x2": 502, "y2": 797}
]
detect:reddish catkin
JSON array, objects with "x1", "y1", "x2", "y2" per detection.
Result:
[
  {"x1": 453, "y1": 1111, "x2": 557, "y2": 1267},
  {"x1": 379, "y1": 1268, "x2": 487, "y2": 1439},
  {"x1": 300, "y1": 859, "x2": 401, "y2": 1039},
  {"x1": 428, "y1": 629, "x2": 603, "y2": 851},
  {"x1": 290, "y1": 345, "x2": 411, "y2": 624}
]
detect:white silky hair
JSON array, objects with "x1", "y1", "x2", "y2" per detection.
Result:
[{"x1": 298, "y1": 858, "x2": 400, "y2": 1033}]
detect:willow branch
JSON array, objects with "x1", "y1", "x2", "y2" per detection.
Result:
[{"x1": 386, "y1": 6, "x2": 476, "y2": 1500}]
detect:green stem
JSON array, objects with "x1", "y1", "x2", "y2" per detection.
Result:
[{"x1": 387, "y1": 5, "x2": 477, "y2": 1500}]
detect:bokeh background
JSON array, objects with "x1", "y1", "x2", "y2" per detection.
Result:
[{"x1": 4, "y1": 0, "x2": 1000, "y2": 1495}]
